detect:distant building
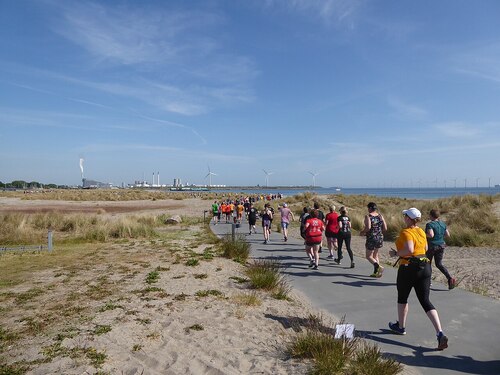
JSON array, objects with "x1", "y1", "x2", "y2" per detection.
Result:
[{"x1": 82, "y1": 178, "x2": 112, "y2": 189}]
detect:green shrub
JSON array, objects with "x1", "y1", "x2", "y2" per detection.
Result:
[
  {"x1": 220, "y1": 235, "x2": 250, "y2": 263},
  {"x1": 146, "y1": 271, "x2": 160, "y2": 284},
  {"x1": 185, "y1": 258, "x2": 199, "y2": 267},
  {"x1": 93, "y1": 325, "x2": 112, "y2": 336},
  {"x1": 348, "y1": 343, "x2": 403, "y2": 375},
  {"x1": 195, "y1": 289, "x2": 224, "y2": 297},
  {"x1": 246, "y1": 259, "x2": 289, "y2": 299}
]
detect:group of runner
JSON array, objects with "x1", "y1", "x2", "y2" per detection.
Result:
[
  {"x1": 210, "y1": 198, "x2": 453, "y2": 350},
  {"x1": 298, "y1": 202, "x2": 365, "y2": 272},
  {"x1": 210, "y1": 199, "x2": 249, "y2": 224}
]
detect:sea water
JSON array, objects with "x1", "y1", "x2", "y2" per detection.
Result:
[{"x1": 211, "y1": 187, "x2": 499, "y2": 200}]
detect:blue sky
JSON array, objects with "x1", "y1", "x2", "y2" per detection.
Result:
[{"x1": 1, "y1": 0, "x2": 499, "y2": 188}]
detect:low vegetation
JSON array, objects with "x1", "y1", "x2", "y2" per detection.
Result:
[
  {"x1": 246, "y1": 259, "x2": 291, "y2": 300},
  {"x1": 219, "y1": 234, "x2": 250, "y2": 263},
  {"x1": 284, "y1": 192, "x2": 500, "y2": 247},
  {"x1": 288, "y1": 315, "x2": 402, "y2": 375},
  {"x1": 0, "y1": 212, "x2": 162, "y2": 245}
]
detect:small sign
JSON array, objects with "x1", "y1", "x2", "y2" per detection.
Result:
[{"x1": 334, "y1": 324, "x2": 355, "y2": 339}]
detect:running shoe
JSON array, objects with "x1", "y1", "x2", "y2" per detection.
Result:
[
  {"x1": 264, "y1": 240, "x2": 267, "y2": 244},
  {"x1": 308, "y1": 260, "x2": 314, "y2": 268},
  {"x1": 369, "y1": 272, "x2": 378, "y2": 277},
  {"x1": 334, "y1": 258, "x2": 341, "y2": 265},
  {"x1": 284, "y1": 236, "x2": 287, "y2": 242},
  {"x1": 448, "y1": 278, "x2": 456, "y2": 290},
  {"x1": 350, "y1": 262, "x2": 355, "y2": 268},
  {"x1": 388, "y1": 322, "x2": 406, "y2": 335},
  {"x1": 437, "y1": 332, "x2": 448, "y2": 350},
  {"x1": 327, "y1": 255, "x2": 334, "y2": 259},
  {"x1": 377, "y1": 266, "x2": 384, "y2": 278},
  {"x1": 313, "y1": 265, "x2": 318, "y2": 270}
]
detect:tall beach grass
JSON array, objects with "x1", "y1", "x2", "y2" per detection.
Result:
[
  {"x1": 0, "y1": 212, "x2": 167, "y2": 245},
  {"x1": 280, "y1": 193, "x2": 500, "y2": 247}
]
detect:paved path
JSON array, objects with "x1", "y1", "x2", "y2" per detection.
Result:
[{"x1": 211, "y1": 220, "x2": 500, "y2": 375}]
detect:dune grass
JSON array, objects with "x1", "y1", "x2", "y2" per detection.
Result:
[
  {"x1": 288, "y1": 315, "x2": 402, "y2": 375},
  {"x1": 0, "y1": 212, "x2": 177, "y2": 245},
  {"x1": 283, "y1": 193, "x2": 500, "y2": 247},
  {"x1": 233, "y1": 291, "x2": 262, "y2": 307},
  {"x1": 219, "y1": 234, "x2": 250, "y2": 263},
  {"x1": 245, "y1": 259, "x2": 291, "y2": 300}
]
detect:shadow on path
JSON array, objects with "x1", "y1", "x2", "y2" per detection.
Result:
[{"x1": 357, "y1": 330, "x2": 500, "y2": 375}]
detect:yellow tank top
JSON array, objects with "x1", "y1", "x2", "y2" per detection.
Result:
[{"x1": 395, "y1": 227, "x2": 427, "y2": 264}]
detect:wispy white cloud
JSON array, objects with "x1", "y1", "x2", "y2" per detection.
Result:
[
  {"x1": 264, "y1": 0, "x2": 363, "y2": 27},
  {"x1": 434, "y1": 122, "x2": 481, "y2": 138},
  {"x1": 67, "y1": 97, "x2": 114, "y2": 110},
  {"x1": 45, "y1": 2, "x2": 258, "y2": 115},
  {"x1": 53, "y1": 2, "x2": 218, "y2": 65},
  {"x1": 135, "y1": 113, "x2": 207, "y2": 145},
  {"x1": 0, "y1": 108, "x2": 100, "y2": 131},
  {"x1": 387, "y1": 96, "x2": 428, "y2": 119},
  {"x1": 78, "y1": 142, "x2": 252, "y2": 163},
  {"x1": 452, "y1": 41, "x2": 500, "y2": 85}
]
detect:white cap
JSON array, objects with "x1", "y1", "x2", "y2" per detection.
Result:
[
  {"x1": 282, "y1": 203, "x2": 287, "y2": 207},
  {"x1": 402, "y1": 207, "x2": 421, "y2": 219}
]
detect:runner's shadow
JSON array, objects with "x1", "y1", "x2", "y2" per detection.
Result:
[
  {"x1": 264, "y1": 313, "x2": 335, "y2": 335},
  {"x1": 356, "y1": 330, "x2": 500, "y2": 374},
  {"x1": 330, "y1": 274, "x2": 395, "y2": 287}
]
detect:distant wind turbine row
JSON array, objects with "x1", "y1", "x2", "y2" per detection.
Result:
[{"x1": 204, "y1": 167, "x2": 320, "y2": 188}]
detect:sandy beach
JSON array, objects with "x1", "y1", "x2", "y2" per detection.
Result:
[
  {"x1": 0, "y1": 196, "x2": 320, "y2": 374},
  {"x1": 0, "y1": 195, "x2": 498, "y2": 374}
]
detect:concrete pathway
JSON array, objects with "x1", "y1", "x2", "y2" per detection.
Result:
[{"x1": 210, "y1": 219, "x2": 500, "y2": 375}]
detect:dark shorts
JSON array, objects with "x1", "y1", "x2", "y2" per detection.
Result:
[
  {"x1": 306, "y1": 240, "x2": 322, "y2": 246},
  {"x1": 262, "y1": 220, "x2": 271, "y2": 227},
  {"x1": 366, "y1": 238, "x2": 383, "y2": 250},
  {"x1": 249, "y1": 219, "x2": 256, "y2": 225},
  {"x1": 325, "y1": 230, "x2": 338, "y2": 239},
  {"x1": 428, "y1": 243, "x2": 446, "y2": 252}
]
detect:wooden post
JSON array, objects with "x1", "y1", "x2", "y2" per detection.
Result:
[{"x1": 48, "y1": 230, "x2": 53, "y2": 252}]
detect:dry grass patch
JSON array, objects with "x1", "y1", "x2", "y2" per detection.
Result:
[{"x1": 233, "y1": 291, "x2": 262, "y2": 307}]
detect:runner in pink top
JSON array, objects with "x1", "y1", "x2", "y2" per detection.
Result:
[{"x1": 279, "y1": 203, "x2": 294, "y2": 242}]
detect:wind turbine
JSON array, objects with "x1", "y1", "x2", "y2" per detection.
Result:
[
  {"x1": 308, "y1": 171, "x2": 319, "y2": 188},
  {"x1": 262, "y1": 169, "x2": 273, "y2": 187},
  {"x1": 205, "y1": 165, "x2": 217, "y2": 188}
]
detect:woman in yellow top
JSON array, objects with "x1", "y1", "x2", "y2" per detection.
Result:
[{"x1": 388, "y1": 207, "x2": 448, "y2": 350}]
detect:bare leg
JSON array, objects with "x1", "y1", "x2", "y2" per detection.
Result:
[
  {"x1": 398, "y1": 303, "x2": 408, "y2": 328},
  {"x1": 426, "y1": 309, "x2": 443, "y2": 334},
  {"x1": 313, "y1": 245, "x2": 320, "y2": 266},
  {"x1": 305, "y1": 246, "x2": 314, "y2": 262},
  {"x1": 366, "y1": 248, "x2": 376, "y2": 264},
  {"x1": 327, "y1": 237, "x2": 333, "y2": 256}
]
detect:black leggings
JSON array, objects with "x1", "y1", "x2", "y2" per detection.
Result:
[
  {"x1": 337, "y1": 232, "x2": 353, "y2": 261},
  {"x1": 396, "y1": 262, "x2": 435, "y2": 312},
  {"x1": 426, "y1": 245, "x2": 451, "y2": 281}
]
